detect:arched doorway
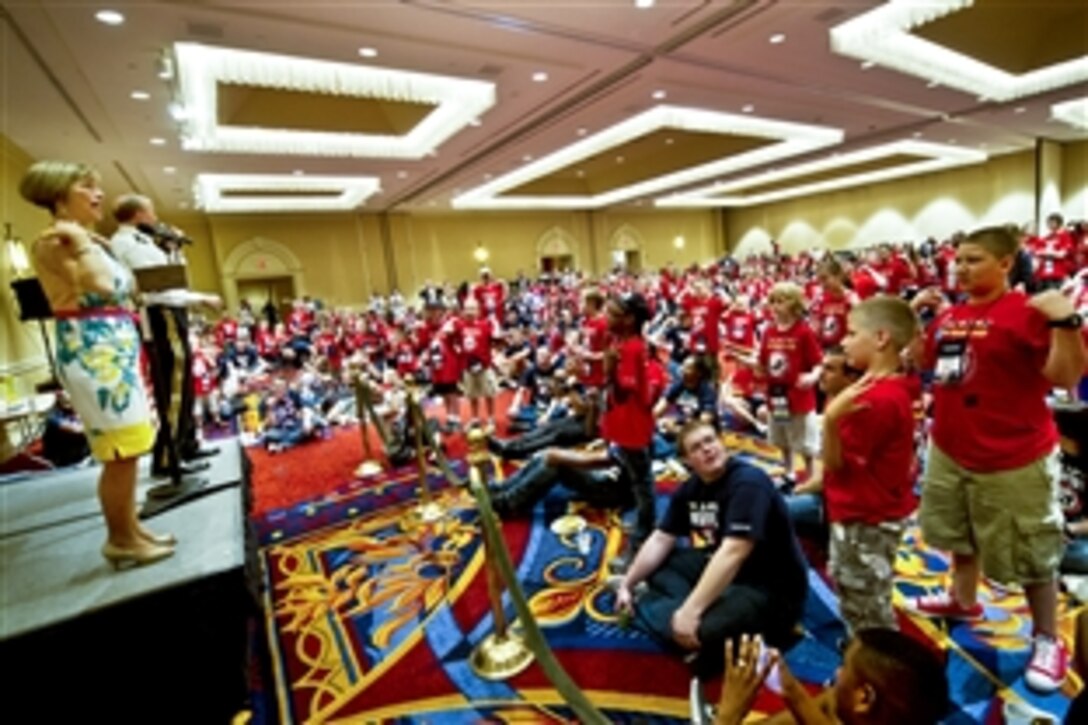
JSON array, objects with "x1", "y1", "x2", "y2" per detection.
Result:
[
  {"x1": 220, "y1": 238, "x2": 305, "y2": 318},
  {"x1": 536, "y1": 226, "x2": 578, "y2": 274},
  {"x1": 609, "y1": 224, "x2": 644, "y2": 272}
]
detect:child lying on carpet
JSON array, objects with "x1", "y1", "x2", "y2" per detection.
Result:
[{"x1": 711, "y1": 629, "x2": 949, "y2": 725}]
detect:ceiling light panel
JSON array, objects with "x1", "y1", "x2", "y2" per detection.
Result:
[
  {"x1": 657, "y1": 140, "x2": 986, "y2": 207},
  {"x1": 453, "y1": 105, "x2": 842, "y2": 210},
  {"x1": 194, "y1": 174, "x2": 382, "y2": 213},
  {"x1": 174, "y1": 42, "x2": 496, "y2": 158},
  {"x1": 830, "y1": 0, "x2": 1088, "y2": 102}
]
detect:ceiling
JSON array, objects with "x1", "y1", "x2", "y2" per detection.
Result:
[{"x1": 1, "y1": 0, "x2": 1086, "y2": 216}]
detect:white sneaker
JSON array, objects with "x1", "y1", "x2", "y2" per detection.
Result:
[{"x1": 1024, "y1": 634, "x2": 1069, "y2": 694}]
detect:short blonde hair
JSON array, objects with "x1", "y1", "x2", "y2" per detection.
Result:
[
  {"x1": 850, "y1": 295, "x2": 920, "y2": 351},
  {"x1": 769, "y1": 281, "x2": 806, "y2": 318},
  {"x1": 19, "y1": 161, "x2": 99, "y2": 214}
]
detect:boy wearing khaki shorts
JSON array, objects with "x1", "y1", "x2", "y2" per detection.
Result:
[{"x1": 909, "y1": 226, "x2": 1086, "y2": 693}]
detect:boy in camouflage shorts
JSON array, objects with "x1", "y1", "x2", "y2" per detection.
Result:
[{"x1": 822, "y1": 296, "x2": 921, "y2": 633}]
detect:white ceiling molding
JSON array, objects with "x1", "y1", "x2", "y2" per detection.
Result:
[
  {"x1": 1051, "y1": 98, "x2": 1088, "y2": 131},
  {"x1": 656, "y1": 140, "x2": 987, "y2": 208},
  {"x1": 452, "y1": 105, "x2": 842, "y2": 210},
  {"x1": 194, "y1": 174, "x2": 382, "y2": 213},
  {"x1": 174, "y1": 42, "x2": 496, "y2": 158},
  {"x1": 830, "y1": 0, "x2": 1088, "y2": 102}
]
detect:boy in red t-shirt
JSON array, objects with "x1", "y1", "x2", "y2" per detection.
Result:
[
  {"x1": 823, "y1": 296, "x2": 920, "y2": 635},
  {"x1": 601, "y1": 293, "x2": 656, "y2": 562},
  {"x1": 460, "y1": 298, "x2": 498, "y2": 429},
  {"x1": 909, "y1": 226, "x2": 1086, "y2": 693}
]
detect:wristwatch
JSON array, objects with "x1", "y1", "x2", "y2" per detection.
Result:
[{"x1": 1047, "y1": 313, "x2": 1084, "y2": 329}]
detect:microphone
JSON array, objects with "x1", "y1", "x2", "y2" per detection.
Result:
[{"x1": 137, "y1": 222, "x2": 192, "y2": 246}]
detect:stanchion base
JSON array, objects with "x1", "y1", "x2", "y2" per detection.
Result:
[
  {"x1": 415, "y1": 501, "x2": 445, "y2": 523},
  {"x1": 355, "y1": 460, "x2": 384, "y2": 478},
  {"x1": 469, "y1": 631, "x2": 534, "y2": 681}
]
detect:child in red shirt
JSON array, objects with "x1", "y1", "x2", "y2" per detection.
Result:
[
  {"x1": 601, "y1": 293, "x2": 656, "y2": 561},
  {"x1": 755, "y1": 282, "x2": 822, "y2": 485},
  {"x1": 910, "y1": 226, "x2": 1086, "y2": 694},
  {"x1": 823, "y1": 295, "x2": 920, "y2": 635}
]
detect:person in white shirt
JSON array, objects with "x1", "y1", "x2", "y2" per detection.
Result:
[{"x1": 111, "y1": 194, "x2": 222, "y2": 483}]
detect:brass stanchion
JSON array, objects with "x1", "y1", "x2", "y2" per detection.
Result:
[
  {"x1": 466, "y1": 426, "x2": 533, "y2": 679},
  {"x1": 353, "y1": 375, "x2": 384, "y2": 478},
  {"x1": 409, "y1": 383, "x2": 444, "y2": 523}
]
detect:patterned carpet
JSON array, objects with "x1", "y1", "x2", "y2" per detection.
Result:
[{"x1": 253, "y1": 432, "x2": 1083, "y2": 724}]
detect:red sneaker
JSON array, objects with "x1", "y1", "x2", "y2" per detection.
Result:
[
  {"x1": 1025, "y1": 634, "x2": 1068, "y2": 693},
  {"x1": 907, "y1": 591, "x2": 984, "y2": 621}
]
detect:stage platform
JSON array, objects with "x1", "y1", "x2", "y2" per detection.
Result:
[{"x1": 0, "y1": 439, "x2": 260, "y2": 723}]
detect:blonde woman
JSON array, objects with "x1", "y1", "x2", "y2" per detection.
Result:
[{"x1": 20, "y1": 161, "x2": 173, "y2": 569}]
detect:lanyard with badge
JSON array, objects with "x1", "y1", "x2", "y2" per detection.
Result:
[{"x1": 768, "y1": 383, "x2": 792, "y2": 421}]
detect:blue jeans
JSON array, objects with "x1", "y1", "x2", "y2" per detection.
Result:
[
  {"x1": 489, "y1": 452, "x2": 632, "y2": 515},
  {"x1": 786, "y1": 492, "x2": 827, "y2": 541},
  {"x1": 1062, "y1": 537, "x2": 1088, "y2": 575}
]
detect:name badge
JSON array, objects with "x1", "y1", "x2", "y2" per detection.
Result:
[
  {"x1": 769, "y1": 384, "x2": 791, "y2": 421},
  {"x1": 935, "y1": 338, "x2": 968, "y2": 384}
]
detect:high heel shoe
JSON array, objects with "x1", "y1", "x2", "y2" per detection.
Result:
[
  {"x1": 139, "y1": 530, "x2": 177, "y2": 546},
  {"x1": 102, "y1": 541, "x2": 175, "y2": 570}
]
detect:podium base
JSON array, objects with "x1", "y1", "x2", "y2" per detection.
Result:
[{"x1": 140, "y1": 475, "x2": 210, "y2": 519}]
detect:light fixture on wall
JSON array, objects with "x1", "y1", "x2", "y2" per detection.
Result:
[
  {"x1": 5, "y1": 224, "x2": 30, "y2": 278},
  {"x1": 473, "y1": 243, "x2": 490, "y2": 263},
  {"x1": 673, "y1": 235, "x2": 685, "y2": 249}
]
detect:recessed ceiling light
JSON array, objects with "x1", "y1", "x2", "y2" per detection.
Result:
[
  {"x1": 532, "y1": 71, "x2": 549, "y2": 83},
  {"x1": 947, "y1": 138, "x2": 957, "y2": 144},
  {"x1": 396, "y1": 170, "x2": 408, "y2": 179},
  {"x1": 860, "y1": 60, "x2": 876, "y2": 70},
  {"x1": 179, "y1": 201, "x2": 190, "y2": 209},
  {"x1": 615, "y1": 155, "x2": 625, "y2": 163},
  {"x1": 652, "y1": 90, "x2": 667, "y2": 100},
  {"x1": 163, "y1": 166, "x2": 176, "y2": 174},
  {"x1": 1014, "y1": 106, "x2": 1027, "y2": 114},
  {"x1": 926, "y1": 80, "x2": 940, "y2": 88},
  {"x1": 292, "y1": 169, "x2": 304, "y2": 176},
  {"x1": 912, "y1": 131, "x2": 923, "y2": 138},
  {"x1": 95, "y1": 10, "x2": 125, "y2": 26},
  {"x1": 665, "y1": 137, "x2": 675, "y2": 145},
  {"x1": 522, "y1": 154, "x2": 533, "y2": 162},
  {"x1": 484, "y1": 173, "x2": 493, "y2": 180},
  {"x1": 130, "y1": 90, "x2": 150, "y2": 100},
  {"x1": 150, "y1": 137, "x2": 166, "y2": 146},
  {"x1": 635, "y1": 0, "x2": 655, "y2": 8},
  {"x1": 469, "y1": 118, "x2": 482, "y2": 127},
  {"x1": 769, "y1": 33, "x2": 786, "y2": 44},
  {"x1": 358, "y1": 47, "x2": 378, "y2": 58},
  {"x1": 575, "y1": 169, "x2": 586, "y2": 178},
  {"x1": 741, "y1": 104, "x2": 755, "y2": 113},
  {"x1": 576, "y1": 127, "x2": 588, "y2": 136}
]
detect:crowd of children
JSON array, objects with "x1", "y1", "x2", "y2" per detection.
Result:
[{"x1": 187, "y1": 219, "x2": 1087, "y2": 697}]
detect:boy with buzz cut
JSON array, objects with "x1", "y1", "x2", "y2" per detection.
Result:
[
  {"x1": 909, "y1": 225, "x2": 1086, "y2": 694},
  {"x1": 822, "y1": 295, "x2": 920, "y2": 634}
]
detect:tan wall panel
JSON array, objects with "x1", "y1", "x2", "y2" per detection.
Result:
[
  {"x1": 205, "y1": 214, "x2": 383, "y2": 309},
  {"x1": 0, "y1": 134, "x2": 54, "y2": 394},
  {"x1": 725, "y1": 150, "x2": 1037, "y2": 257},
  {"x1": 1062, "y1": 140, "x2": 1088, "y2": 222}
]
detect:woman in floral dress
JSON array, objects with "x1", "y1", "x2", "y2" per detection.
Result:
[{"x1": 20, "y1": 160, "x2": 173, "y2": 569}]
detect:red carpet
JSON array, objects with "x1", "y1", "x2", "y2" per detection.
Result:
[{"x1": 250, "y1": 394, "x2": 513, "y2": 516}]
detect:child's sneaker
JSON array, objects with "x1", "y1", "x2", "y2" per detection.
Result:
[{"x1": 1024, "y1": 633, "x2": 1068, "y2": 693}]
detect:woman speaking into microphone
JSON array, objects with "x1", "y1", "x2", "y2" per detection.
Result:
[{"x1": 20, "y1": 160, "x2": 174, "y2": 569}]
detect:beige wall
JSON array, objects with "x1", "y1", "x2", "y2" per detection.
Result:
[
  {"x1": 724, "y1": 149, "x2": 1039, "y2": 256},
  {"x1": 1062, "y1": 140, "x2": 1088, "y2": 223},
  {"x1": 1, "y1": 134, "x2": 54, "y2": 395}
]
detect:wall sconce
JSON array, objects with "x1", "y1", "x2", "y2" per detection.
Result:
[
  {"x1": 473, "y1": 243, "x2": 490, "y2": 263},
  {"x1": 5, "y1": 224, "x2": 30, "y2": 278},
  {"x1": 673, "y1": 235, "x2": 685, "y2": 250}
]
